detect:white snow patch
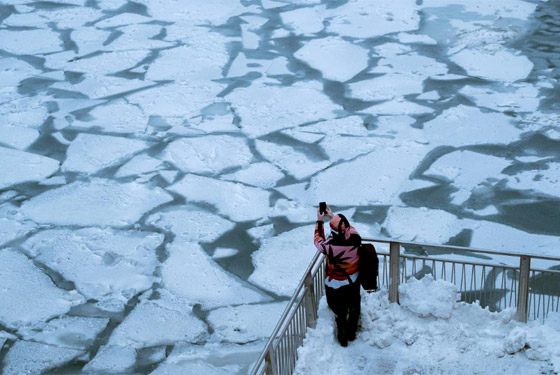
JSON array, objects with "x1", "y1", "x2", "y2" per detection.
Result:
[
  {"x1": 400, "y1": 276, "x2": 457, "y2": 318},
  {"x1": 169, "y1": 174, "x2": 270, "y2": 222},
  {"x1": 0, "y1": 147, "x2": 59, "y2": 189},
  {"x1": 0, "y1": 249, "x2": 85, "y2": 329},
  {"x1": 161, "y1": 241, "x2": 270, "y2": 309},
  {"x1": 21, "y1": 179, "x2": 173, "y2": 227}
]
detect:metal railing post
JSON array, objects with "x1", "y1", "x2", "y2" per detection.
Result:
[
  {"x1": 516, "y1": 255, "x2": 531, "y2": 323},
  {"x1": 304, "y1": 274, "x2": 317, "y2": 328},
  {"x1": 389, "y1": 241, "x2": 400, "y2": 304},
  {"x1": 265, "y1": 348, "x2": 276, "y2": 375}
]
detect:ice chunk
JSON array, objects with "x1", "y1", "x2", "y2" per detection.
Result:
[
  {"x1": 0, "y1": 29, "x2": 62, "y2": 55},
  {"x1": 383, "y1": 207, "x2": 465, "y2": 243},
  {"x1": 308, "y1": 141, "x2": 430, "y2": 205},
  {"x1": 23, "y1": 228, "x2": 163, "y2": 302},
  {"x1": 226, "y1": 80, "x2": 341, "y2": 138},
  {"x1": 0, "y1": 203, "x2": 36, "y2": 247},
  {"x1": 227, "y1": 54, "x2": 290, "y2": 78},
  {"x1": 34, "y1": 7, "x2": 103, "y2": 29},
  {"x1": 363, "y1": 99, "x2": 434, "y2": 116},
  {"x1": 250, "y1": 225, "x2": 317, "y2": 296},
  {"x1": 208, "y1": 302, "x2": 287, "y2": 343},
  {"x1": 212, "y1": 247, "x2": 239, "y2": 259},
  {"x1": 371, "y1": 52, "x2": 448, "y2": 77},
  {"x1": 2, "y1": 341, "x2": 83, "y2": 375},
  {"x1": 0, "y1": 95, "x2": 48, "y2": 128},
  {"x1": 0, "y1": 124, "x2": 39, "y2": 150},
  {"x1": 247, "y1": 224, "x2": 275, "y2": 241},
  {"x1": 0, "y1": 57, "x2": 41, "y2": 88},
  {"x1": 21, "y1": 179, "x2": 173, "y2": 227},
  {"x1": 62, "y1": 134, "x2": 148, "y2": 174},
  {"x1": 319, "y1": 135, "x2": 380, "y2": 163},
  {"x1": 347, "y1": 74, "x2": 424, "y2": 101},
  {"x1": 459, "y1": 84, "x2": 540, "y2": 113},
  {"x1": 255, "y1": 140, "x2": 330, "y2": 180},
  {"x1": 425, "y1": 150, "x2": 510, "y2": 201},
  {"x1": 0, "y1": 249, "x2": 84, "y2": 329},
  {"x1": 161, "y1": 135, "x2": 252, "y2": 175},
  {"x1": 45, "y1": 50, "x2": 150, "y2": 75},
  {"x1": 0, "y1": 147, "x2": 59, "y2": 189},
  {"x1": 83, "y1": 345, "x2": 137, "y2": 374},
  {"x1": 294, "y1": 37, "x2": 369, "y2": 82},
  {"x1": 221, "y1": 162, "x2": 284, "y2": 189},
  {"x1": 423, "y1": 105, "x2": 522, "y2": 147},
  {"x1": 116, "y1": 154, "x2": 164, "y2": 178},
  {"x1": 19, "y1": 316, "x2": 109, "y2": 350},
  {"x1": 53, "y1": 76, "x2": 154, "y2": 100},
  {"x1": 506, "y1": 162, "x2": 560, "y2": 198},
  {"x1": 69, "y1": 28, "x2": 112, "y2": 55},
  {"x1": 161, "y1": 241, "x2": 270, "y2": 309},
  {"x1": 75, "y1": 102, "x2": 147, "y2": 133},
  {"x1": 270, "y1": 199, "x2": 317, "y2": 223},
  {"x1": 326, "y1": 0, "x2": 420, "y2": 38},
  {"x1": 401, "y1": 276, "x2": 457, "y2": 318},
  {"x1": 280, "y1": 6, "x2": 326, "y2": 35},
  {"x1": 140, "y1": 0, "x2": 251, "y2": 24},
  {"x1": 396, "y1": 32, "x2": 437, "y2": 45},
  {"x1": 450, "y1": 49, "x2": 533, "y2": 82},
  {"x1": 417, "y1": 90, "x2": 441, "y2": 101},
  {"x1": 95, "y1": 13, "x2": 153, "y2": 28},
  {"x1": 169, "y1": 175, "x2": 270, "y2": 222},
  {"x1": 147, "y1": 206, "x2": 235, "y2": 242}
]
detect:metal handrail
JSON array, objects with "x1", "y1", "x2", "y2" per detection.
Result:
[{"x1": 250, "y1": 237, "x2": 560, "y2": 375}]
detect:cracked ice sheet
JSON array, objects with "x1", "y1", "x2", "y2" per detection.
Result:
[
  {"x1": 221, "y1": 162, "x2": 284, "y2": 189},
  {"x1": 127, "y1": 81, "x2": 225, "y2": 121},
  {"x1": 21, "y1": 179, "x2": 172, "y2": 227},
  {"x1": 104, "y1": 24, "x2": 171, "y2": 51},
  {"x1": 325, "y1": 0, "x2": 420, "y2": 39},
  {"x1": 2, "y1": 341, "x2": 84, "y2": 375},
  {"x1": 108, "y1": 290, "x2": 207, "y2": 348},
  {"x1": 208, "y1": 302, "x2": 287, "y2": 343},
  {"x1": 83, "y1": 345, "x2": 137, "y2": 374},
  {"x1": 250, "y1": 225, "x2": 317, "y2": 296},
  {"x1": 169, "y1": 175, "x2": 270, "y2": 222},
  {"x1": 294, "y1": 37, "x2": 369, "y2": 82},
  {"x1": 0, "y1": 249, "x2": 85, "y2": 330},
  {"x1": 0, "y1": 203, "x2": 36, "y2": 247},
  {"x1": 424, "y1": 150, "x2": 511, "y2": 205},
  {"x1": 280, "y1": 5, "x2": 326, "y2": 35},
  {"x1": 423, "y1": 105, "x2": 522, "y2": 147},
  {"x1": 255, "y1": 140, "x2": 330, "y2": 180},
  {"x1": 147, "y1": 206, "x2": 235, "y2": 243},
  {"x1": 226, "y1": 80, "x2": 341, "y2": 138},
  {"x1": 459, "y1": 84, "x2": 540, "y2": 113},
  {"x1": 52, "y1": 76, "x2": 155, "y2": 99},
  {"x1": 62, "y1": 133, "x2": 149, "y2": 174},
  {"x1": 0, "y1": 29, "x2": 62, "y2": 55},
  {"x1": 506, "y1": 162, "x2": 560, "y2": 198},
  {"x1": 18, "y1": 316, "x2": 109, "y2": 350},
  {"x1": 308, "y1": 141, "x2": 430, "y2": 206},
  {"x1": 22, "y1": 228, "x2": 163, "y2": 304},
  {"x1": 347, "y1": 74, "x2": 424, "y2": 101},
  {"x1": 116, "y1": 154, "x2": 163, "y2": 178},
  {"x1": 161, "y1": 241, "x2": 271, "y2": 309},
  {"x1": 44, "y1": 50, "x2": 150, "y2": 75},
  {"x1": 0, "y1": 147, "x2": 59, "y2": 189},
  {"x1": 160, "y1": 135, "x2": 252, "y2": 175},
  {"x1": 72, "y1": 101, "x2": 148, "y2": 133},
  {"x1": 140, "y1": 0, "x2": 252, "y2": 24}
]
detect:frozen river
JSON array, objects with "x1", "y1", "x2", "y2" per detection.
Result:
[{"x1": 0, "y1": 0, "x2": 559, "y2": 373}]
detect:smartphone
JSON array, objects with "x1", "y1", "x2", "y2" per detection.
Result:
[{"x1": 319, "y1": 202, "x2": 326, "y2": 215}]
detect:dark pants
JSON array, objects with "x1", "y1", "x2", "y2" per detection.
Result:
[{"x1": 325, "y1": 281, "x2": 361, "y2": 345}]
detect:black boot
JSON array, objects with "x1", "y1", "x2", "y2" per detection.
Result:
[{"x1": 336, "y1": 315, "x2": 348, "y2": 347}]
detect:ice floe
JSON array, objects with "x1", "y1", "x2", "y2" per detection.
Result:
[
  {"x1": 249, "y1": 225, "x2": 317, "y2": 296},
  {"x1": 422, "y1": 105, "x2": 522, "y2": 147},
  {"x1": 221, "y1": 162, "x2": 284, "y2": 189},
  {"x1": 450, "y1": 49, "x2": 533, "y2": 83},
  {"x1": 227, "y1": 54, "x2": 290, "y2": 78},
  {"x1": 62, "y1": 133, "x2": 149, "y2": 174},
  {"x1": 45, "y1": 50, "x2": 151, "y2": 75},
  {"x1": 147, "y1": 206, "x2": 235, "y2": 242},
  {"x1": 506, "y1": 162, "x2": 560, "y2": 198},
  {"x1": 53, "y1": 76, "x2": 154, "y2": 100},
  {"x1": 83, "y1": 345, "x2": 137, "y2": 374},
  {"x1": 161, "y1": 241, "x2": 270, "y2": 309},
  {"x1": 161, "y1": 135, "x2": 252, "y2": 175},
  {"x1": 0, "y1": 124, "x2": 39, "y2": 150},
  {"x1": 421, "y1": 0, "x2": 537, "y2": 20},
  {"x1": 347, "y1": 74, "x2": 423, "y2": 101},
  {"x1": 0, "y1": 203, "x2": 37, "y2": 247},
  {"x1": 319, "y1": 136, "x2": 379, "y2": 163},
  {"x1": 280, "y1": 6, "x2": 326, "y2": 35},
  {"x1": 0, "y1": 95, "x2": 48, "y2": 128},
  {"x1": 208, "y1": 302, "x2": 287, "y2": 343},
  {"x1": 2, "y1": 341, "x2": 84, "y2": 375},
  {"x1": 424, "y1": 150, "x2": 511, "y2": 204},
  {"x1": 226, "y1": 80, "x2": 341, "y2": 138},
  {"x1": 0, "y1": 249, "x2": 84, "y2": 329},
  {"x1": 169, "y1": 174, "x2": 270, "y2": 222},
  {"x1": 396, "y1": 32, "x2": 437, "y2": 45},
  {"x1": 459, "y1": 84, "x2": 540, "y2": 113},
  {"x1": 294, "y1": 37, "x2": 369, "y2": 82},
  {"x1": 0, "y1": 57, "x2": 41, "y2": 88},
  {"x1": 212, "y1": 247, "x2": 239, "y2": 259},
  {"x1": 141, "y1": 0, "x2": 251, "y2": 24},
  {"x1": 363, "y1": 99, "x2": 434, "y2": 116},
  {"x1": 326, "y1": 0, "x2": 420, "y2": 38},
  {"x1": 116, "y1": 154, "x2": 164, "y2": 178},
  {"x1": 23, "y1": 228, "x2": 163, "y2": 304},
  {"x1": 308, "y1": 141, "x2": 430, "y2": 206},
  {"x1": 21, "y1": 179, "x2": 173, "y2": 227},
  {"x1": 371, "y1": 51, "x2": 448, "y2": 77},
  {"x1": 0, "y1": 29, "x2": 62, "y2": 55},
  {"x1": 0, "y1": 147, "x2": 59, "y2": 189},
  {"x1": 18, "y1": 316, "x2": 109, "y2": 350},
  {"x1": 255, "y1": 140, "x2": 330, "y2": 180}
]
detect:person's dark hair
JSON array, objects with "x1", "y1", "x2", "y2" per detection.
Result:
[{"x1": 337, "y1": 214, "x2": 350, "y2": 233}]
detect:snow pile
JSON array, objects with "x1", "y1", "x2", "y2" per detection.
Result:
[{"x1": 295, "y1": 277, "x2": 560, "y2": 374}]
